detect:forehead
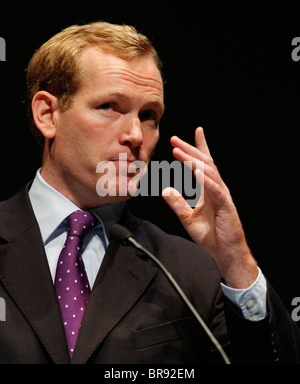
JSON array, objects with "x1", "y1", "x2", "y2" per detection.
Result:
[{"x1": 79, "y1": 47, "x2": 164, "y2": 101}]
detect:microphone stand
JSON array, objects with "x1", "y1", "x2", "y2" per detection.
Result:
[{"x1": 110, "y1": 224, "x2": 231, "y2": 365}]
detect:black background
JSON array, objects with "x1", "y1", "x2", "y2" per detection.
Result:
[{"x1": 0, "y1": 1, "x2": 299, "y2": 315}]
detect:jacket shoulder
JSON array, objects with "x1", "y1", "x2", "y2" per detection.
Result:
[
  {"x1": 129, "y1": 213, "x2": 209, "y2": 259},
  {"x1": 122, "y1": 208, "x2": 222, "y2": 290},
  {"x1": 0, "y1": 183, "x2": 35, "y2": 242}
]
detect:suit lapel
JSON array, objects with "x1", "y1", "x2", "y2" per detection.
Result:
[
  {"x1": 0, "y1": 188, "x2": 158, "y2": 364},
  {"x1": 71, "y1": 213, "x2": 158, "y2": 364},
  {"x1": 0, "y1": 186, "x2": 69, "y2": 363}
]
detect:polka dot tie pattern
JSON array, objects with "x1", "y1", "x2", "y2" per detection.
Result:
[{"x1": 54, "y1": 210, "x2": 98, "y2": 358}]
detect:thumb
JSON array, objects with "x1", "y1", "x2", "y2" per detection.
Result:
[{"x1": 162, "y1": 187, "x2": 192, "y2": 224}]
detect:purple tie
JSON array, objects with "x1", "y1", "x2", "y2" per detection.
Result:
[{"x1": 54, "y1": 210, "x2": 98, "y2": 358}]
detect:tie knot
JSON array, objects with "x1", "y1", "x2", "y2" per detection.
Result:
[{"x1": 68, "y1": 211, "x2": 97, "y2": 239}]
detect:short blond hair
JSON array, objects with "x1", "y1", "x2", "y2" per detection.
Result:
[{"x1": 26, "y1": 21, "x2": 163, "y2": 147}]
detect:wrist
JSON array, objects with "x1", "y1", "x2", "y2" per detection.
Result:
[{"x1": 214, "y1": 247, "x2": 259, "y2": 289}]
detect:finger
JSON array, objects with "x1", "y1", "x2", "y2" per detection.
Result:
[
  {"x1": 195, "y1": 127, "x2": 212, "y2": 158},
  {"x1": 170, "y1": 135, "x2": 212, "y2": 164},
  {"x1": 162, "y1": 187, "x2": 193, "y2": 223},
  {"x1": 195, "y1": 168, "x2": 226, "y2": 207},
  {"x1": 173, "y1": 147, "x2": 222, "y2": 185},
  {"x1": 172, "y1": 147, "x2": 205, "y2": 170}
]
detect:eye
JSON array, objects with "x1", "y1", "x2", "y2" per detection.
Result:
[
  {"x1": 139, "y1": 110, "x2": 155, "y2": 121},
  {"x1": 97, "y1": 102, "x2": 115, "y2": 111},
  {"x1": 139, "y1": 110, "x2": 158, "y2": 126}
]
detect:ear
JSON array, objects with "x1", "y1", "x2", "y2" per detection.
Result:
[{"x1": 31, "y1": 91, "x2": 59, "y2": 140}]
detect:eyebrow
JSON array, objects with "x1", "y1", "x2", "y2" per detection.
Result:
[{"x1": 145, "y1": 98, "x2": 165, "y2": 117}]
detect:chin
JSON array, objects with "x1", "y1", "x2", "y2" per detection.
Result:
[
  {"x1": 95, "y1": 174, "x2": 140, "y2": 203},
  {"x1": 81, "y1": 189, "x2": 134, "y2": 209}
]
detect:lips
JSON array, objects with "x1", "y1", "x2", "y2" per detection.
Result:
[
  {"x1": 109, "y1": 154, "x2": 147, "y2": 177},
  {"x1": 110, "y1": 154, "x2": 140, "y2": 163}
]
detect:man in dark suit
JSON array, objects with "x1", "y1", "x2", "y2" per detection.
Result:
[{"x1": 0, "y1": 21, "x2": 299, "y2": 364}]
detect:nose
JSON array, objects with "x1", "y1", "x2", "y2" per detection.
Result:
[{"x1": 119, "y1": 115, "x2": 144, "y2": 149}]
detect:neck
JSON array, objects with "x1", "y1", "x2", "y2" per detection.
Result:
[{"x1": 40, "y1": 163, "x2": 132, "y2": 210}]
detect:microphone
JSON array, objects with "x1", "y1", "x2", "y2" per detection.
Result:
[{"x1": 110, "y1": 223, "x2": 231, "y2": 365}]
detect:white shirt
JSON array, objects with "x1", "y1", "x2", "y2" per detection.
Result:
[
  {"x1": 28, "y1": 169, "x2": 267, "y2": 320},
  {"x1": 29, "y1": 169, "x2": 123, "y2": 288}
]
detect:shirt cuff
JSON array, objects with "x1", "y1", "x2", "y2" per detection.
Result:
[{"x1": 221, "y1": 267, "x2": 268, "y2": 321}]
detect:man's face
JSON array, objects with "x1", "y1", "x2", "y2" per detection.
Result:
[{"x1": 45, "y1": 47, "x2": 164, "y2": 208}]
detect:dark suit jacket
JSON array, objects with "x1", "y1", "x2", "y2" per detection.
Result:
[{"x1": 0, "y1": 185, "x2": 299, "y2": 364}]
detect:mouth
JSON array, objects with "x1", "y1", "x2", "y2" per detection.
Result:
[
  {"x1": 109, "y1": 155, "x2": 148, "y2": 177},
  {"x1": 110, "y1": 154, "x2": 141, "y2": 164}
]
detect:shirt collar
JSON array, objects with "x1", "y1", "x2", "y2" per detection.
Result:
[{"x1": 29, "y1": 169, "x2": 124, "y2": 244}]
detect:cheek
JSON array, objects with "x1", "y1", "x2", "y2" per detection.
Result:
[
  {"x1": 58, "y1": 110, "x2": 107, "y2": 152},
  {"x1": 54, "y1": 115, "x2": 95, "y2": 171}
]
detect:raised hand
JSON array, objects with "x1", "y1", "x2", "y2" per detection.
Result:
[{"x1": 162, "y1": 127, "x2": 258, "y2": 289}]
